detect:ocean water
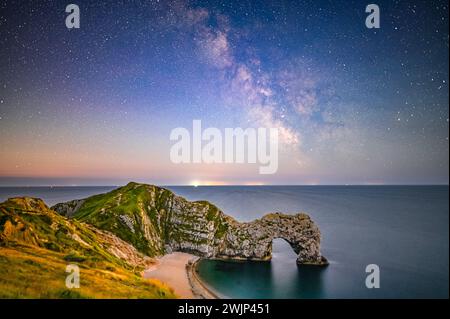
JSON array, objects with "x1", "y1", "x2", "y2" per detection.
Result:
[
  {"x1": 0, "y1": 185, "x2": 448, "y2": 298},
  {"x1": 170, "y1": 185, "x2": 449, "y2": 299}
]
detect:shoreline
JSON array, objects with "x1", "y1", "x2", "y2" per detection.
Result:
[
  {"x1": 186, "y1": 257, "x2": 224, "y2": 299},
  {"x1": 142, "y1": 252, "x2": 220, "y2": 299}
]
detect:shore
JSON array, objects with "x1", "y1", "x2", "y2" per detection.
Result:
[{"x1": 143, "y1": 252, "x2": 219, "y2": 299}]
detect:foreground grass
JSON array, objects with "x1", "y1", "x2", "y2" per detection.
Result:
[
  {"x1": 0, "y1": 245, "x2": 176, "y2": 299},
  {"x1": 0, "y1": 197, "x2": 177, "y2": 299}
]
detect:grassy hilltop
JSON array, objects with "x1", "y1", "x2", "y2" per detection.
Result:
[{"x1": 0, "y1": 196, "x2": 176, "y2": 298}]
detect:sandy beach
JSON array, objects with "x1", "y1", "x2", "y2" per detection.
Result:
[
  {"x1": 143, "y1": 252, "x2": 196, "y2": 298},
  {"x1": 143, "y1": 252, "x2": 218, "y2": 299}
]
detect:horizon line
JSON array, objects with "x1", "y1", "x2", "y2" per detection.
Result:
[{"x1": 0, "y1": 183, "x2": 448, "y2": 187}]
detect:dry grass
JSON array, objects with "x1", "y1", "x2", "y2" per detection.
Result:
[
  {"x1": 0, "y1": 197, "x2": 178, "y2": 299},
  {"x1": 0, "y1": 245, "x2": 177, "y2": 299}
]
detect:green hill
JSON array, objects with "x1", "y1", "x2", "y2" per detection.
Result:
[
  {"x1": 0, "y1": 197, "x2": 176, "y2": 298},
  {"x1": 52, "y1": 182, "x2": 327, "y2": 266},
  {"x1": 52, "y1": 182, "x2": 232, "y2": 258}
]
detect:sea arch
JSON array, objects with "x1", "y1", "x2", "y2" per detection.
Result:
[{"x1": 217, "y1": 212, "x2": 328, "y2": 266}]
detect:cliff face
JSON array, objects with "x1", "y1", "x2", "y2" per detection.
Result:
[{"x1": 53, "y1": 182, "x2": 328, "y2": 265}]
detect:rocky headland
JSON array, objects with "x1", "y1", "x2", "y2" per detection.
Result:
[{"x1": 52, "y1": 182, "x2": 328, "y2": 266}]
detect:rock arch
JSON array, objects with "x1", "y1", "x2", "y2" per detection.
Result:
[{"x1": 217, "y1": 213, "x2": 328, "y2": 266}]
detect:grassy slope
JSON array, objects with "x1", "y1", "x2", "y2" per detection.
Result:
[
  {"x1": 0, "y1": 197, "x2": 176, "y2": 299},
  {"x1": 66, "y1": 182, "x2": 171, "y2": 256},
  {"x1": 58, "y1": 182, "x2": 232, "y2": 257}
]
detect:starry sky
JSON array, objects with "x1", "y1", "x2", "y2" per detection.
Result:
[{"x1": 0, "y1": 0, "x2": 448, "y2": 186}]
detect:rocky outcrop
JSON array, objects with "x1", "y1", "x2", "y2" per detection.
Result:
[
  {"x1": 218, "y1": 213, "x2": 328, "y2": 265},
  {"x1": 53, "y1": 182, "x2": 328, "y2": 266},
  {"x1": 52, "y1": 199, "x2": 85, "y2": 218}
]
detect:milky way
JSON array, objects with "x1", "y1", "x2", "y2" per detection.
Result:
[{"x1": 0, "y1": 0, "x2": 448, "y2": 185}]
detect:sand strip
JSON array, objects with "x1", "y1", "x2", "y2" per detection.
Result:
[
  {"x1": 143, "y1": 252, "x2": 218, "y2": 299},
  {"x1": 186, "y1": 257, "x2": 222, "y2": 299}
]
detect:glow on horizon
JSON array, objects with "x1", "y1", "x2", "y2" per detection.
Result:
[{"x1": 189, "y1": 181, "x2": 268, "y2": 186}]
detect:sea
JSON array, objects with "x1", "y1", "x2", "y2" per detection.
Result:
[{"x1": 0, "y1": 185, "x2": 448, "y2": 299}]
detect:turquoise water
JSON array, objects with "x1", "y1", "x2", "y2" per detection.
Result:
[{"x1": 1, "y1": 185, "x2": 448, "y2": 298}]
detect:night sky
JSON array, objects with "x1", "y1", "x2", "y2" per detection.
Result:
[{"x1": 0, "y1": 0, "x2": 448, "y2": 186}]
